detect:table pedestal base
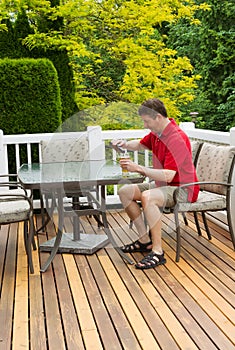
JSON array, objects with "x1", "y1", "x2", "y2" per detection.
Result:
[{"x1": 40, "y1": 233, "x2": 109, "y2": 254}]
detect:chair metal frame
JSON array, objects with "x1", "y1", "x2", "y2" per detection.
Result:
[
  {"x1": 0, "y1": 176, "x2": 36, "y2": 273},
  {"x1": 172, "y1": 143, "x2": 235, "y2": 262}
]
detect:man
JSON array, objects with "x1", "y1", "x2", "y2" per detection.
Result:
[{"x1": 112, "y1": 98, "x2": 199, "y2": 270}]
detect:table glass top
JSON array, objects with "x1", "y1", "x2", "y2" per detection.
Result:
[{"x1": 18, "y1": 160, "x2": 144, "y2": 187}]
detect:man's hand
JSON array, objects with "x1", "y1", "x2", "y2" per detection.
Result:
[
  {"x1": 111, "y1": 138, "x2": 143, "y2": 152},
  {"x1": 119, "y1": 158, "x2": 139, "y2": 173},
  {"x1": 110, "y1": 139, "x2": 127, "y2": 153}
]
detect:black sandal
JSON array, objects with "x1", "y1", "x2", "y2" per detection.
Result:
[
  {"x1": 120, "y1": 239, "x2": 152, "y2": 253},
  {"x1": 135, "y1": 251, "x2": 166, "y2": 270}
]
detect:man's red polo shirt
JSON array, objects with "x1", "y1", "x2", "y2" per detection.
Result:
[{"x1": 140, "y1": 118, "x2": 199, "y2": 202}]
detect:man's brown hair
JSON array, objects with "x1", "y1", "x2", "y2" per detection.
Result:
[{"x1": 138, "y1": 98, "x2": 168, "y2": 118}]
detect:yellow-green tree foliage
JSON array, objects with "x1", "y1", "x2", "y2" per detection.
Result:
[{"x1": 0, "y1": 0, "x2": 209, "y2": 121}]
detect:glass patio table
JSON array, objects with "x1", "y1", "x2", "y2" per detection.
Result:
[{"x1": 18, "y1": 160, "x2": 145, "y2": 272}]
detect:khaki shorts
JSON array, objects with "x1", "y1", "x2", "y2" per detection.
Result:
[{"x1": 137, "y1": 181, "x2": 178, "y2": 208}]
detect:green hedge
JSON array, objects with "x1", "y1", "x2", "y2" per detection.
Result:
[{"x1": 0, "y1": 57, "x2": 62, "y2": 135}]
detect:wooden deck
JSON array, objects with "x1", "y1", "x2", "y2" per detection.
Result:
[{"x1": 0, "y1": 209, "x2": 235, "y2": 350}]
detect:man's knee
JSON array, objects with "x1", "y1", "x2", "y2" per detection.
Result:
[
  {"x1": 141, "y1": 190, "x2": 151, "y2": 205},
  {"x1": 118, "y1": 185, "x2": 131, "y2": 199},
  {"x1": 141, "y1": 188, "x2": 165, "y2": 208},
  {"x1": 118, "y1": 184, "x2": 137, "y2": 201}
]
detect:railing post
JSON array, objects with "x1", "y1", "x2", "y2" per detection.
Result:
[
  {"x1": 0, "y1": 129, "x2": 9, "y2": 180},
  {"x1": 87, "y1": 126, "x2": 105, "y2": 160},
  {"x1": 229, "y1": 127, "x2": 235, "y2": 147},
  {"x1": 179, "y1": 122, "x2": 195, "y2": 134},
  {"x1": 229, "y1": 127, "x2": 235, "y2": 236}
]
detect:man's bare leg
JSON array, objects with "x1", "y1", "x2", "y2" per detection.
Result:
[
  {"x1": 133, "y1": 188, "x2": 167, "y2": 268},
  {"x1": 118, "y1": 184, "x2": 151, "y2": 244},
  {"x1": 141, "y1": 188, "x2": 166, "y2": 254}
]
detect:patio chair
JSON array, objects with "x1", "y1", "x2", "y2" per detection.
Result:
[
  {"x1": 172, "y1": 142, "x2": 235, "y2": 262},
  {"x1": 0, "y1": 178, "x2": 36, "y2": 273},
  {"x1": 176, "y1": 140, "x2": 203, "y2": 225},
  {"x1": 39, "y1": 135, "x2": 103, "y2": 230}
]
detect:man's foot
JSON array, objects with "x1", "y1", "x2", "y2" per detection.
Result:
[
  {"x1": 135, "y1": 251, "x2": 166, "y2": 270},
  {"x1": 120, "y1": 239, "x2": 152, "y2": 253}
]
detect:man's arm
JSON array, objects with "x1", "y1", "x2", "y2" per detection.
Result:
[
  {"x1": 136, "y1": 166, "x2": 176, "y2": 183},
  {"x1": 112, "y1": 139, "x2": 146, "y2": 151},
  {"x1": 121, "y1": 160, "x2": 176, "y2": 183},
  {"x1": 113, "y1": 139, "x2": 176, "y2": 183}
]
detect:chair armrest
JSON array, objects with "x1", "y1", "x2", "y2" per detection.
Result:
[
  {"x1": 0, "y1": 191, "x2": 34, "y2": 210},
  {"x1": 0, "y1": 174, "x2": 19, "y2": 185},
  {"x1": 0, "y1": 174, "x2": 18, "y2": 177},
  {"x1": 173, "y1": 181, "x2": 233, "y2": 203},
  {"x1": 0, "y1": 182, "x2": 28, "y2": 195}
]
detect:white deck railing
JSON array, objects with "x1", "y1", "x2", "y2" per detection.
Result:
[
  {"x1": 0, "y1": 125, "x2": 106, "y2": 176},
  {"x1": 1, "y1": 123, "x2": 234, "y2": 172},
  {"x1": 1, "y1": 123, "x2": 235, "y2": 232}
]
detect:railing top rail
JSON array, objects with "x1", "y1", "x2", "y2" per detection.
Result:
[
  {"x1": 101, "y1": 129, "x2": 149, "y2": 140},
  {"x1": 179, "y1": 122, "x2": 230, "y2": 145},
  {"x1": 0, "y1": 131, "x2": 87, "y2": 145},
  {"x1": 185, "y1": 128, "x2": 230, "y2": 144},
  {"x1": 101, "y1": 125, "x2": 231, "y2": 145}
]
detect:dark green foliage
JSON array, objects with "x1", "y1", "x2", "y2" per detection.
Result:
[
  {"x1": 167, "y1": 0, "x2": 235, "y2": 131},
  {"x1": 13, "y1": 10, "x2": 34, "y2": 57},
  {"x1": 34, "y1": 0, "x2": 78, "y2": 121},
  {"x1": 0, "y1": 58, "x2": 62, "y2": 134},
  {"x1": 35, "y1": 49, "x2": 78, "y2": 122},
  {"x1": 0, "y1": 19, "x2": 15, "y2": 59},
  {"x1": 0, "y1": 12, "x2": 34, "y2": 59}
]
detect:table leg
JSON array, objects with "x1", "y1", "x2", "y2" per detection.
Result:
[
  {"x1": 37, "y1": 192, "x2": 56, "y2": 233},
  {"x1": 72, "y1": 196, "x2": 81, "y2": 240},
  {"x1": 39, "y1": 190, "x2": 109, "y2": 271},
  {"x1": 40, "y1": 191, "x2": 64, "y2": 272},
  {"x1": 100, "y1": 185, "x2": 134, "y2": 265}
]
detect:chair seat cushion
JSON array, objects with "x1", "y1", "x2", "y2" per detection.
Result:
[
  {"x1": 0, "y1": 200, "x2": 30, "y2": 223},
  {"x1": 0, "y1": 188, "x2": 31, "y2": 197},
  {"x1": 177, "y1": 191, "x2": 226, "y2": 212}
]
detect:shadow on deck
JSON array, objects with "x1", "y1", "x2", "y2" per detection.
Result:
[{"x1": 0, "y1": 210, "x2": 235, "y2": 349}]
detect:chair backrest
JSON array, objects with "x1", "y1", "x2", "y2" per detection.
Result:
[
  {"x1": 40, "y1": 134, "x2": 89, "y2": 163},
  {"x1": 196, "y1": 142, "x2": 235, "y2": 195},
  {"x1": 190, "y1": 140, "x2": 203, "y2": 166}
]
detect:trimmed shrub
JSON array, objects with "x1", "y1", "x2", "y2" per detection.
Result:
[{"x1": 0, "y1": 58, "x2": 62, "y2": 134}]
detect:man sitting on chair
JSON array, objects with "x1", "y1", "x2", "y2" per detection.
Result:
[{"x1": 112, "y1": 98, "x2": 199, "y2": 270}]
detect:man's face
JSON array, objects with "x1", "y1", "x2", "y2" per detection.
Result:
[{"x1": 141, "y1": 114, "x2": 161, "y2": 133}]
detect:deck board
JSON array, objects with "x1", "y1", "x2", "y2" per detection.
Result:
[
  {"x1": 0, "y1": 224, "x2": 17, "y2": 350},
  {"x1": 0, "y1": 210, "x2": 235, "y2": 350}
]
